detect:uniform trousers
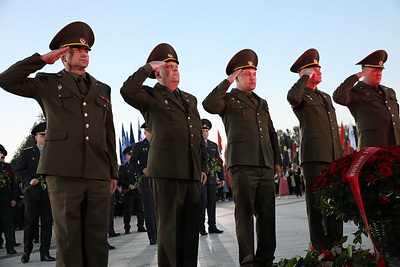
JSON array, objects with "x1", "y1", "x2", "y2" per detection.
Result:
[
  {"x1": 46, "y1": 176, "x2": 110, "y2": 267},
  {"x1": 0, "y1": 203, "x2": 15, "y2": 250},
  {"x1": 199, "y1": 183, "x2": 218, "y2": 232},
  {"x1": 302, "y1": 162, "x2": 343, "y2": 249},
  {"x1": 23, "y1": 198, "x2": 52, "y2": 254},
  {"x1": 139, "y1": 184, "x2": 157, "y2": 241},
  {"x1": 151, "y1": 178, "x2": 202, "y2": 267},
  {"x1": 123, "y1": 190, "x2": 144, "y2": 231},
  {"x1": 229, "y1": 166, "x2": 276, "y2": 267}
]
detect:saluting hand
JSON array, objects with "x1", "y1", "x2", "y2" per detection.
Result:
[
  {"x1": 40, "y1": 47, "x2": 70, "y2": 64},
  {"x1": 356, "y1": 67, "x2": 371, "y2": 79},
  {"x1": 227, "y1": 69, "x2": 242, "y2": 84},
  {"x1": 149, "y1": 61, "x2": 166, "y2": 72},
  {"x1": 300, "y1": 68, "x2": 314, "y2": 78}
]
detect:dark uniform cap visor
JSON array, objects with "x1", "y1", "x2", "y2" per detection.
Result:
[
  {"x1": 49, "y1": 21, "x2": 94, "y2": 51},
  {"x1": 290, "y1": 48, "x2": 320, "y2": 73},
  {"x1": 146, "y1": 43, "x2": 179, "y2": 79},
  {"x1": 356, "y1": 49, "x2": 387, "y2": 69},
  {"x1": 226, "y1": 49, "x2": 258, "y2": 76}
]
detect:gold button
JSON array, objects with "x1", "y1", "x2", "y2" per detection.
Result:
[
  {"x1": 84, "y1": 113, "x2": 88, "y2": 117},
  {"x1": 85, "y1": 124, "x2": 90, "y2": 128},
  {"x1": 83, "y1": 102, "x2": 87, "y2": 106},
  {"x1": 85, "y1": 136, "x2": 90, "y2": 141}
]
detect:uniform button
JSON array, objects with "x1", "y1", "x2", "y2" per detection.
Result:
[
  {"x1": 261, "y1": 135, "x2": 264, "y2": 138},
  {"x1": 188, "y1": 116, "x2": 191, "y2": 120},
  {"x1": 330, "y1": 119, "x2": 333, "y2": 121},
  {"x1": 328, "y1": 111, "x2": 330, "y2": 114},
  {"x1": 393, "y1": 122, "x2": 396, "y2": 125},
  {"x1": 85, "y1": 124, "x2": 90, "y2": 128},
  {"x1": 85, "y1": 136, "x2": 90, "y2": 141},
  {"x1": 392, "y1": 114, "x2": 395, "y2": 117},
  {"x1": 191, "y1": 134, "x2": 194, "y2": 137},
  {"x1": 84, "y1": 113, "x2": 88, "y2": 117},
  {"x1": 190, "y1": 125, "x2": 192, "y2": 128},
  {"x1": 191, "y1": 144, "x2": 194, "y2": 147},
  {"x1": 259, "y1": 128, "x2": 262, "y2": 131},
  {"x1": 83, "y1": 102, "x2": 87, "y2": 106},
  {"x1": 388, "y1": 107, "x2": 391, "y2": 110},
  {"x1": 385, "y1": 101, "x2": 388, "y2": 103},
  {"x1": 58, "y1": 94, "x2": 61, "y2": 97},
  {"x1": 257, "y1": 113, "x2": 260, "y2": 115}
]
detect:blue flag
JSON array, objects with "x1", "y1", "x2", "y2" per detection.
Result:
[
  {"x1": 138, "y1": 118, "x2": 144, "y2": 141},
  {"x1": 119, "y1": 138, "x2": 125, "y2": 164},
  {"x1": 283, "y1": 135, "x2": 290, "y2": 167},
  {"x1": 129, "y1": 122, "x2": 135, "y2": 146},
  {"x1": 121, "y1": 124, "x2": 128, "y2": 164}
]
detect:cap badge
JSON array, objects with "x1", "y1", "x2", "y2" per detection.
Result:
[
  {"x1": 80, "y1": 38, "x2": 87, "y2": 45},
  {"x1": 248, "y1": 61, "x2": 253, "y2": 65},
  {"x1": 379, "y1": 61, "x2": 383, "y2": 66},
  {"x1": 313, "y1": 59, "x2": 318, "y2": 63},
  {"x1": 168, "y1": 53, "x2": 173, "y2": 58}
]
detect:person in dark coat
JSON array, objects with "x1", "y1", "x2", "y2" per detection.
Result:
[
  {"x1": 120, "y1": 43, "x2": 208, "y2": 267},
  {"x1": 0, "y1": 144, "x2": 17, "y2": 255},
  {"x1": 0, "y1": 22, "x2": 118, "y2": 267},
  {"x1": 199, "y1": 119, "x2": 225, "y2": 236},
  {"x1": 203, "y1": 49, "x2": 282, "y2": 267},
  {"x1": 131, "y1": 123, "x2": 157, "y2": 245},
  {"x1": 333, "y1": 49, "x2": 400, "y2": 148},
  {"x1": 118, "y1": 146, "x2": 146, "y2": 234},
  {"x1": 14, "y1": 122, "x2": 55, "y2": 263},
  {"x1": 287, "y1": 48, "x2": 343, "y2": 249}
]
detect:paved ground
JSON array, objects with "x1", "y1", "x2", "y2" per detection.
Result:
[{"x1": 0, "y1": 195, "x2": 373, "y2": 266}]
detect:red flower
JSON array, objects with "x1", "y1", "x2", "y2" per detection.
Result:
[
  {"x1": 378, "y1": 195, "x2": 389, "y2": 205},
  {"x1": 319, "y1": 249, "x2": 333, "y2": 261},
  {"x1": 378, "y1": 162, "x2": 393, "y2": 178},
  {"x1": 334, "y1": 184, "x2": 342, "y2": 190},
  {"x1": 364, "y1": 174, "x2": 375, "y2": 184}
]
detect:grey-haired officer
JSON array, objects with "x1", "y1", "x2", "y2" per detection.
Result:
[
  {"x1": 288, "y1": 49, "x2": 343, "y2": 250},
  {"x1": 203, "y1": 49, "x2": 282, "y2": 267},
  {"x1": 0, "y1": 21, "x2": 118, "y2": 267},
  {"x1": 333, "y1": 50, "x2": 400, "y2": 148}
]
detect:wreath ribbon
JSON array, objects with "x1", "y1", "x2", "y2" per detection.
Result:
[{"x1": 345, "y1": 146, "x2": 381, "y2": 256}]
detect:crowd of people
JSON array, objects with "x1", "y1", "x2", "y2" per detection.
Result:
[{"x1": 0, "y1": 20, "x2": 398, "y2": 267}]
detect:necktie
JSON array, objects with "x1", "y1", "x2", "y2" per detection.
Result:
[
  {"x1": 248, "y1": 94, "x2": 258, "y2": 108},
  {"x1": 77, "y1": 75, "x2": 89, "y2": 96}
]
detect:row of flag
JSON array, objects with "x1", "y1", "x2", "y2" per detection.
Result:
[{"x1": 119, "y1": 119, "x2": 144, "y2": 164}]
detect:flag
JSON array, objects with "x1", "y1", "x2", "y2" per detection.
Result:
[
  {"x1": 349, "y1": 122, "x2": 357, "y2": 151},
  {"x1": 340, "y1": 122, "x2": 345, "y2": 151},
  {"x1": 290, "y1": 142, "x2": 296, "y2": 163},
  {"x1": 119, "y1": 138, "x2": 125, "y2": 164},
  {"x1": 283, "y1": 135, "x2": 289, "y2": 167},
  {"x1": 138, "y1": 118, "x2": 144, "y2": 141},
  {"x1": 129, "y1": 122, "x2": 135, "y2": 146},
  {"x1": 217, "y1": 130, "x2": 223, "y2": 151},
  {"x1": 121, "y1": 123, "x2": 130, "y2": 164}
]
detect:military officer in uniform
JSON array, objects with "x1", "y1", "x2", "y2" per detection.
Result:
[
  {"x1": 14, "y1": 122, "x2": 55, "y2": 263},
  {"x1": 333, "y1": 50, "x2": 400, "y2": 148},
  {"x1": 287, "y1": 49, "x2": 343, "y2": 250},
  {"x1": 0, "y1": 144, "x2": 17, "y2": 255},
  {"x1": 118, "y1": 146, "x2": 146, "y2": 234},
  {"x1": 199, "y1": 119, "x2": 225, "y2": 236},
  {"x1": 0, "y1": 21, "x2": 118, "y2": 267},
  {"x1": 203, "y1": 49, "x2": 282, "y2": 267},
  {"x1": 120, "y1": 43, "x2": 208, "y2": 267},
  {"x1": 130, "y1": 123, "x2": 157, "y2": 245}
]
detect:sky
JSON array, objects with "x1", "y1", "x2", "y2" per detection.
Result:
[{"x1": 0, "y1": 0, "x2": 399, "y2": 161}]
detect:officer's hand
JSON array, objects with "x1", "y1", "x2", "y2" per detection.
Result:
[
  {"x1": 149, "y1": 61, "x2": 166, "y2": 71},
  {"x1": 11, "y1": 200, "x2": 16, "y2": 207},
  {"x1": 200, "y1": 172, "x2": 207, "y2": 185},
  {"x1": 110, "y1": 179, "x2": 117, "y2": 194},
  {"x1": 129, "y1": 184, "x2": 135, "y2": 190},
  {"x1": 143, "y1": 168, "x2": 148, "y2": 175},
  {"x1": 30, "y1": 178, "x2": 39, "y2": 186},
  {"x1": 300, "y1": 68, "x2": 314, "y2": 78},
  {"x1": 274, "y1": 165, "x2": 283, "y2": 178},
  {"x1": 227, "y1": 69, "x2": 242, "y2": 84},
  {"x1": 356, "y1": 67, "x2": 371, "y2": 79},
  {"x1": 40, "y1": 47, "x2": 70, "y2": 64}
]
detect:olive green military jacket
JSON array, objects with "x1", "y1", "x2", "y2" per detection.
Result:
[
  {"x1": 202, "y1": 79, "x2": 281, "y2": 170},
  {"x1": 120, "y1": 64, "x2": 208, "y2": 181},
  {"x1": 0, "y1": 53, "x2": 118, "y2": 180},
  {"x1": 333, "y1": 75, "x2": 400, "y2": 148},
  {"x1": 287, "y1": 75, "x2": 343, "y2": 165}
]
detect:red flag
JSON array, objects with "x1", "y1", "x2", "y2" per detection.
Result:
[
  {"x1": 217, "y1": 130, "x2": 223, "y2": 151},
  {"x1": 291, "y1": 143, "x2": 296, "y2": 163}
]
